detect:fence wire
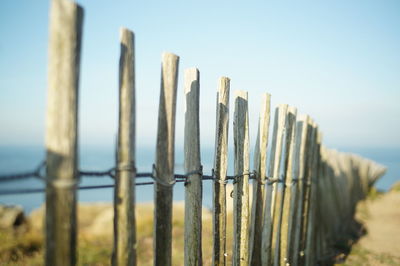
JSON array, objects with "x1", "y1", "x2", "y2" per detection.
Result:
[{"x1": 0, "y1": 160, "x2": 261, "y2": 196}]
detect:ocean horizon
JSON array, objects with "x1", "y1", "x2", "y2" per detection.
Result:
[{"x1": 0, "y1": 145, "x2": 398, "y2": 214}]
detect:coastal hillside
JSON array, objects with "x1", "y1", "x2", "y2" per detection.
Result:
[{"x1": 341, "y1": 182, "x2": 400, "y2": 266}]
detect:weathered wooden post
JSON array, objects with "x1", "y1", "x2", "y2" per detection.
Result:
[
  {"x1": 316, "y1": 146, "x2": 335, "y2": 260},
  {"x1": 112, "y1": 28, "x2": 136, "y2": 266},
  {"x1": 45, "y1": 0, "x2": 83, "y2": 265},
  {"x1": 291, "y1": 115, "x2": 310, "y2": 266},
  {"x1": 232, "y1": 90, "x2": 250, "y2": 266},
  {"x1": 328, "y1": 150, "x2": 347, "y2": 237},
  {"x1": 305, "y1": 123, "x2": 320, "y2": 266},
  {"x1": 249, "y1": 93, "x2": 271, "y2": 266},
  {"x1": 184, "y1": 68, "x2": 202, "y2": 266},
  {"x1": 261, "y1": 104, "x2": 287, "y2": 265},
  {"x1": 327, "y1": 150, "x2": 343, "y2": 241},
  {"x1": 299, "y1": 119, "x2": 316, "y2": 265},
  {"x1": 286, "y1": 114, "x2": 308, "y2": 266},
  {"x1": 212, "y1": 77, "x2": 230, "y2": 266},
  {"x1": 315, "y1": 130, "x2": 324, "y2": 263},
  {"x1": 153, "y1": 52, "x2": 179, "y2": 266},
  {"x1": 276, "y1": 107, "x2": 297, "y2": 266}
]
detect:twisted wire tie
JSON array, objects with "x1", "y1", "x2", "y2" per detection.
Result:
[
  {"x1": 231, "y1": 171, "x2": 254, "y2": 184},
  {"x1": 151, "y1": 164, "x2": 176, "y2": 187},
  {"x1": 266, "y1": 176, "x2": 284, "y2": 185},
  {"x1": 34, "y1": 160, "x2": 80, "y2": 189},
  {"x1": 182, "y1": 165, "x2": 203, "y2": 186},
  {"x1": 114, "y1": 162, "x2": 137, "y2": 179},
  {"x1": 229, "y1": 171, "x2": 255, "y2": 198},
  {"x1": 46, "y1": 178, "x2": 80, "y2": 189},
  {"x1": 211, "y1": 168, "x2": 228, "y2": 185},
  {"x1": 252, "y1": 170, "x2": 268, "y2": 185}
]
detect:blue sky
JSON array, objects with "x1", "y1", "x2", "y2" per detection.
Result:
[{"x1": 0, "y1": 0, "x2": 399, "y2": 150}]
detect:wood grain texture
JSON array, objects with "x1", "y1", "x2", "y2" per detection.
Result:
[
  {"x1": 305, "y1": 122, "x2": 319, "y2": 266},
  {"x1": 276, "y1": 106, "x2": 297, "y2": 266},
  {"x1": 261, "y1": 104, "x2": 287, "y2": 266},
  {"x1": 233, "y1": 90, "x2": 250, "y2": 266},
  {"x1": 290, "y1": 115, "x2": 310, "y2": 266},
  {"x1": 153, "y1": 52, "x2": 179, "y2": 266},
  {"x1": 212, "y1": 77, "x2": 230, "y2": 266},
  {"x1": 249, "y1": 93, "x2": 271, "y2": 266},
  {"x1": 298, "y1": 119, "x2": 317, "y2": 266},
  {"x1": 45, "y1": 0, "x2": 83, "y2": 265},
  {"x1": 184, "y1": 68, "x2": 202, "y2": 266},
  {"x1": 112, "y1": 28, "x2": 136, "y2": 266}
]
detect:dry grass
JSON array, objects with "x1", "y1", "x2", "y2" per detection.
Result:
[
  {"x1": 3, "y1": 184, "x2": 400, "y2": 265},
  {"x1": 0, "y1": 201, "x2": 235, "y2": 265},
  {"x1": 339, "y1": 185, "x2": 400, "y2": 266}
]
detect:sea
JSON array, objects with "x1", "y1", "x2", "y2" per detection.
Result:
[{"x1": 0, "y1": 145, "x2": 398, "y2": 214}]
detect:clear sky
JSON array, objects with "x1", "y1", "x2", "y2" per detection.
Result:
[{"x1": 1, "y1": 0, "x2": 399, "y2": 150}]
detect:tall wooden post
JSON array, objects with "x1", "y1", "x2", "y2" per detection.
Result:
[
  {"x1": 276, "y1": 107, "x2": 297, "y2": 266},
  {"x1": 305, "y1": 122, "x2": 320, "y2": 266},
  {"x1": 45, "y1": 0, "x2": 83, "y2": 265},
  {"x1": 212, "y1": 77, "x2": 230, "y2": 266},
  {"x1": 261, "y1": 104, "x2": 287, "y2": 265},
  {"x1": 184, "y1": 68, "x2": 202, "y2": 266},
  {"x1": 290, "y1": 115, "x2": 309, "y2": 266},
  {"x1": 249, "y1": 93, "x2": 271, "y2": 266},
  {"x1": 112, "y1": 28, "x2": 136, "y2": 266},
  {"x1": 298, "y1": 119, "x2": 317, "y2": 265},
  {"x1": 232, "y1": 90, "x2": 250, "y2": 266},
  {"x1": 153, "y1": 52, "x2": 179, "y2": 266}
]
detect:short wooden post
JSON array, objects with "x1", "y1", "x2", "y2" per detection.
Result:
[
  {"x1": 326, "y1": 150, "x2": 344, "y2": 240},
  {"x1": 261, "y1": 104, "x2": 288, "y2": 265},
  {"x1": 317, "y1": 146, "x2": 335, "y2": 258},
  {"x1": 249, "y1": 93, "x2": 271, "y2": 266},
  {"x1": 276, "y1": 106, "x2": 297, "y2": 266},
  {"x1": 212, "y1": 77, "x2": 230, "y2": 266},
  {"x1": 45, "y1": 0, "x2": 83, "y2": 265},
  {"x1": 232, "y1": 90, "x2": 250, "y2": 266},
  {"x1": 184, "y1": 68, "x2": 202, "y2": 266},
  {"x1": 290, "y1": 116, "x2": 310, "y2": 266},
  {"x1": 153, "y1": 52, "x2": 179, "y2": 266},
  {"x1": 112, "y1": 28, "x2": 136, "y2": 266}
]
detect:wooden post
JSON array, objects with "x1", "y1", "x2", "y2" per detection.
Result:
[
  {"x1": 327, "y1": 150, "x2": 346, "y2": 237},
  {"x1": 326, "y1": 150, "x2": 343, "y2": 241},
  {"x1": 317, "y1": 146, "x2": 336, "y2": 258},
  {"x1": 112, "y1": 28, "x2": 136, "y2": 266},
  {"x1": 212, "y1": 77, "x2": 230, "y2": 266},
  {"x1": 232, "y1": 90, "x2": 250, "y2": 266},
  {"x1": 45, "y1": 0, "x2": 83, "y2": 265},
  {"x1": 276, "y1": 107, "x2": 297, "y2": 266},
  {"x1": 261, "y1": 104, "x2": 288, "y2": 266},
  {"x1": 249, "y1": 93, "x2": 271, "y2": 266},
  {"x1": 153, "y1": 52, "x2": 179, "y2": 266},
  {"x1": 315, "y1": 130, "x2": 324, "y2": 263},
  {"x1": 290, "y1": 115, "x2": 310, "y2": 266},
  {"x1": 184, "y1": 68, "x2": 202, "y2": 266},
  {"x1": 305, "y1": 122, "x2": 320, "y2": 266},
  {"x1": 299, "y1": 119, "x2": 316, "y2": 266},
  {"x1": 286, "y1": 115, "x2": 308, "y2": 266}
]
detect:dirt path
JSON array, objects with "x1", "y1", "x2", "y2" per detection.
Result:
[{"x1": 344, "y1": 188, "x2": 400, "y2": 266}]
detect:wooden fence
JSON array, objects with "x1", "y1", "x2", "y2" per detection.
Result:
[{"x1": 43, "y1": 1, "x2": 386, "y2": 265}]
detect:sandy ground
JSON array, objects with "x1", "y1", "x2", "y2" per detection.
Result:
[{"x1": 344, "y1": 188, "x2": 400, "y2": 265}]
